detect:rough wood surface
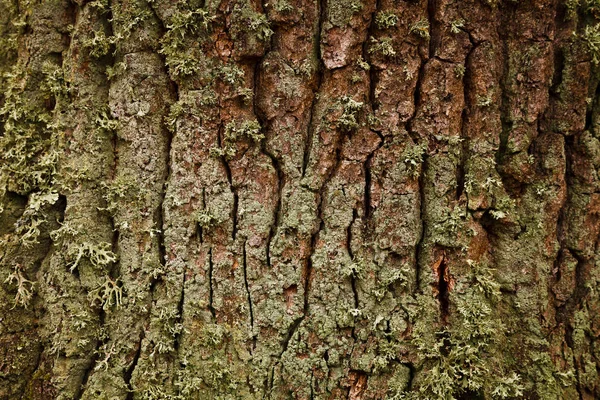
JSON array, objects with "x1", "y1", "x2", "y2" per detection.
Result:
[{"x1": 1, "y1": 0, "x2": 599, "y2": 399}]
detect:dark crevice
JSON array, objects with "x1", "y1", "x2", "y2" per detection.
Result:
[
  {"x1": 364, "y1": 152, "x2": 374, "y2": 219},
  {"x1": 301, "y1": 0, "x2": 326, "y2": 177},
  {"x1": 156, "y1": 75, "x2": 177, "y2": 271},
  {"x1": 262, "y1": 147, "x2": 283, "y2": 268},
  {"x1": 406, "y1": 51, "x2": 429, "y2": 294},
  {"x1": 173, "y1": 269, "x2": 186, "y2": 352},
  {"x1": 363, "y1": 132, "x2": 384, "y2": 221},
  {"x1": 406, "y1": 55, "x2": 427, "y2": 145},
  {"x1": 75, "y1": 314, "x2": 105, "y2": 400},
  {"x1": 549, "y1": 48, "x2": 566, "y2": 99},
  {"x1": 347, "y1": 209, "x2": 359, "y2": 310},
  {"x1": 124, "y1": 331, "x2": 144, "y2": 400},
  {"x1": 496, "y1": 7, "x2": 511, "y2": 167},
  {"x1": 436, "y1": 254, "x2": 450, "y2": 324},
  {"x1": 427, "y1": 0, "x2": 440, "y2": 59},
  {"x1": 242, "y1": 241, "x2": 255, "y2": 352},
  {"x1": 218, "y1": 128, "x2": 238, "y2": 241},
  {"x1": 302, "y1": 89, "x2": 320, "y2": 178}
]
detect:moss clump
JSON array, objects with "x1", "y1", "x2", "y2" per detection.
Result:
[
  {"x1": 404, "y1": 262, "x2": 524, "y2": 399},
  {"x1": 159, "y1": 7, "x2": 214, "y2": 78},
  {"x1": 231, "y1": 3, "x2": 273, "y2": 42},
  {"x1": 0, "y1": 64, "x2": 59, "y2": 196},
  {"x1": 402, "y1": 142, "x2": 428, "y2": 178},
  {"x1": 211, "y1": 119, "x2": 264, "y2": 159},
  {"x1": 337, "y1": 96, "x2": 364, "y2": 131},
  {"x1": 582, "y1": 23, "x2": 600, "y2": 64},
  {"x1": 327, "y1": 0, "x2": 363, "y2": 27}
]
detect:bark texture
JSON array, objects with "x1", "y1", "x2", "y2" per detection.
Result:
[{"x1": 1, "y1": 0, "x2": 600, "y2": 399}]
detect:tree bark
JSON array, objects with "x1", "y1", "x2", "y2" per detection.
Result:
[{"x1": 1, "y1": 0, "x2": 599, "y2": 399}]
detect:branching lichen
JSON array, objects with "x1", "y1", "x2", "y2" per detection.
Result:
[
  {"x1": 68, "y1": 242, "x2": 117, "y2": 272},
  {"x1": 4, "y1": 264, "x2": 35, "y2": 308}
]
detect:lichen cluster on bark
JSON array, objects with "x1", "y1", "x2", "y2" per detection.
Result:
[{"x1": 1, "y1": 0, "x2": 600, "y2": 399}]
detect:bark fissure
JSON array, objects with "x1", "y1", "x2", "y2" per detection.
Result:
[
  {"x1": 242, "y1": 241, "x2": 255, "y2": 352},
  {"x1": 2, "y1": 1, "x2": 600, "y2": 398},
  {"x1": 123, "y1": 332, "x2": 143, "y2": 400},
  {"x1": 301, "y1": 0, "x2": 326, "y2": 177},
  {"x1": 262, "y1": 147, "x2": 283, "y2": 268}
]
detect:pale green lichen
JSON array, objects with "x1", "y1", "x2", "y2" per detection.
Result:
[
  {"x1": 0, "y1": 63, "x2": 59, "y2": 196},
  {"x1": 450, "y1": 19, "x2": 465, "y2": 34},
  {"x1": 369, "y1": 36, "x2": 396, "y2": 57},
  {"x1": 327, "y1": 0, "x2": 362, "y2": 27},
  {"x1": 582, "y1": 23, "x2": 600, "y2": 64},
  {"x1": 89, "y1": 277, "x2": 123, "y2": 310},
  {"x1": 230, "y1": 2, "x2": 273, "y2": 43},
  {"x1": 4, "y1": 264, "x2": 35, "y2": 308},
  {"x1": 409, "y1": 19, "x2": 430, "y2": 40},
  {"x1": 159, "y1": 7, "x2": 214, "y2": 78},
  {"x1": 401, "y1": 262, "x2": 524, "y2": 399},
  {"x1": 211, "y1": 119, "x2": 264, "y2": 159},
  {"x1": 402, "y1": 142, "x2": 428, "y2": 178},
  {"x1": 273, "y1": 0, "x2": 294, "y2": 13},
  {"x1": 337, "y1": 96, "x2": 364, "y2": 131},
  {"x1": 454, "y1": 64, "x2": 466, "y2": 79},
  {"x1": 67, "y1": 242, "x2": 117, "y2": 272},
  {"x1": 375, "y1": 11, "x2": 398, "y2": 29},
  {"x1": 15, "y1": 190, "x2": 60, "y2": 246}
]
